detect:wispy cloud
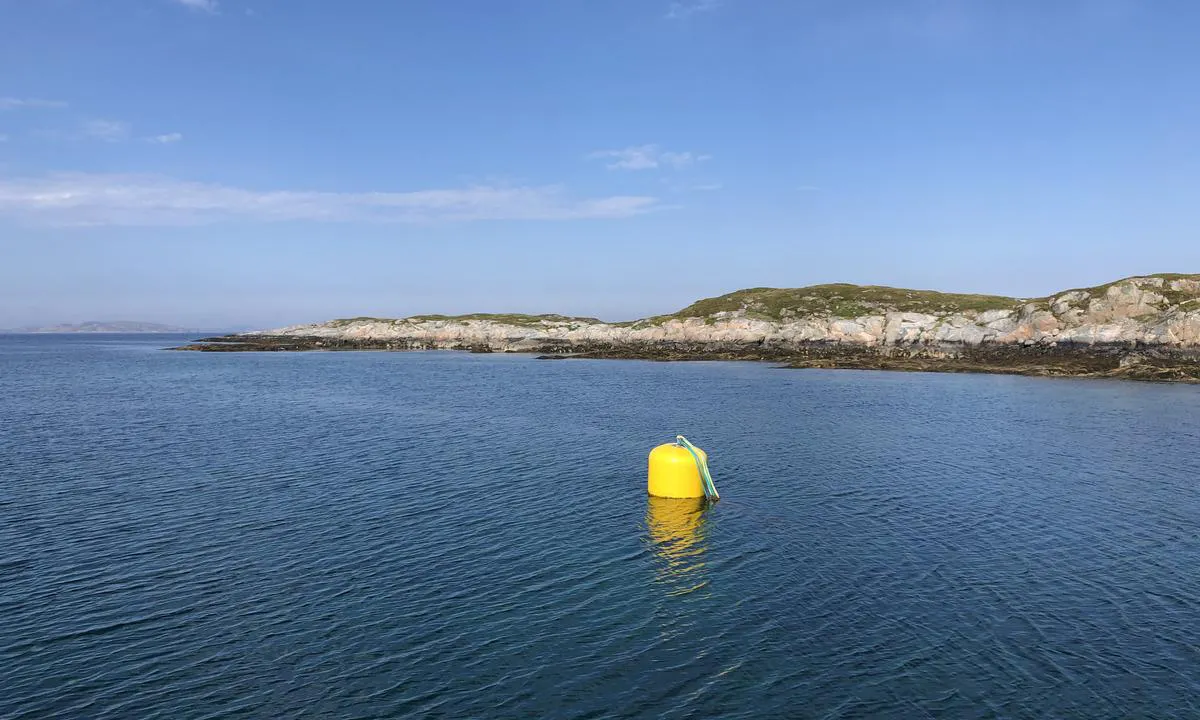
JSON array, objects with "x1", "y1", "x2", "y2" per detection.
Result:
[
  {"x1": 666, "y1": 0, "x2": 721, "y2": 20},
  {"x1": 589, "y1": 144, "x2": 710, "y2": 171},
  {"x1": 0, "y1": 172, "x2": 661, "y2": 226},
  {"x1": 0, "y1": 134, "x2": 8, "y2": 143},
  {"x1": 77, "y1": 120, "x2": 179, "y2": 144},
  {"x1": 661, "y1": 178, "x2": 723, "y2": 193},
  {"x1": 797, "y1": 185, "x2": 822, "y2": 191},
  {"x1": 82, "y1": 119, "x2": 131, "y2": 143},
  {"x1": 173, "y1": 0, "x2": 219, "y2": 13},
  {"x1": 0, "y1": 97, "x2": 67, "y2": 111}
]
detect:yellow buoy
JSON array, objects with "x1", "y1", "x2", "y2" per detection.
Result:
[{"x1": 648, "y1": 442, "x2": 708, "y2": 498}]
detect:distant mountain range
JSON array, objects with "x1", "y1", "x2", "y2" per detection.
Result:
[{"x1": 6, "y1": 321, "x2": 197, "y2": 333}]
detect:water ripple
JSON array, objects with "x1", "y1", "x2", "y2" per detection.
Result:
[{"x1": 2, "y1": 338, "x2": 1200, "y2": 718}]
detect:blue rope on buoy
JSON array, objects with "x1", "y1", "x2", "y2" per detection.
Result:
[{"x1": 676, "y1": 435, "x2": 719, "y2": 501}]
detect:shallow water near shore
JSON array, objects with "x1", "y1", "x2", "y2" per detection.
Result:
[{"x1": 2, "y1": 334, "x2": 1199, "y2": 719}]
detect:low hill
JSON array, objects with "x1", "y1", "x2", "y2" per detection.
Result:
[
  {"x1": 666, "y1": 273, "x2": 1200, "y2": 321},
  {"x1": 174, "y1": 273, "x2": 1200, "y2": 382},
  {"x1": 12, "y1": 321, "x2": 193, "y2": 333}
]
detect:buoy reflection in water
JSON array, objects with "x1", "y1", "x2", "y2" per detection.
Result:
[{"x1": 644, "y1": 496, "x2": 711, "y2": 596}]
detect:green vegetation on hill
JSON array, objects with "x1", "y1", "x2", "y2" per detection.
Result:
[
  {"x1": 325, "y1": 317, "x2": 394, "y2": 327},
  {"x1": 326, "y1": 313, "x2": 600, "y2": 328},
  {"x1": 318, "y1": 274, "x2": 1200, "y2": 329},
  {"x1": 669, "y1": 284, "x2": 1021, "y2": 320},
  {"x1": 410, "y1": 313, "x2": 601, "y2": 325}
]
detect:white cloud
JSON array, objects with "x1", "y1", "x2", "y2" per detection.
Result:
[
  {"x1": 0, "y1": 97, "x2": 67, "y2": 111},
  {"x1": 173, "y1": 0, "x2": 218, "y2": 12},
  {"x1": 82, "y1": 119, "x2": 131, "y2": 143},
  {"x1": 589, "y1": 144, "x2": 710, "y2": 171},
  {"x1": 666, "y1": 0, "x2": 721, "y2": 20},
  {"x1": 147, "y1": 133, "x2": 183, "y2": 144},
  {"x1": 661, "y1": 177, "x2": 723, "y2": 192},
  {"x1": 0, "y1": 172, "x2": 661, "y2": 226}
]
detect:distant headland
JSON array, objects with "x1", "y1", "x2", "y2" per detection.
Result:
[
  {"x1": 9, "y1": 321, "x2": 193, "y2": 334},
  {"x1": 173, "y1": 274, "x2": 1200, "y2": 383}
]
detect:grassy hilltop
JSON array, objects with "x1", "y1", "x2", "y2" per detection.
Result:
[{"x1": 310, "y1": 273, "x2": 1200, "y2": 327}]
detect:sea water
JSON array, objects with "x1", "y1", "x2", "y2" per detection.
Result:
[{"x1": 2, "y1": 334, "x2": 1198, "y2": 718}]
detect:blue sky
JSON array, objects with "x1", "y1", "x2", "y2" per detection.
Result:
[{"x1": 1, "y1": 0, "x2": 1198, "y2": 328}]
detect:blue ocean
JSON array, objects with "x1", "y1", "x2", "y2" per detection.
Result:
[{"x1": 2, "y1": 334, "x2": 1198, "y2": 718}]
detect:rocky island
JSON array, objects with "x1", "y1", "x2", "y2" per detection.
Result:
[{"x1": 175, "y1": 274, "x2": 1200, "y2": 383}]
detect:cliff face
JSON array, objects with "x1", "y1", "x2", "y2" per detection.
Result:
[
  {"x1": 261, "y1": 275, "x2": 1200, "y2": 351},
  {"x1": 178, "y1": 274, "x2": 1200, "y2": 381}
]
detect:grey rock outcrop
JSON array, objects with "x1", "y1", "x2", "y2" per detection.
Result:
[
  {"x1": 178, "y1": 274, "x2": 1200, "y2": 381},
  {"x1": 260, "y1": 275, "x2": 1200, "y2": 352}
]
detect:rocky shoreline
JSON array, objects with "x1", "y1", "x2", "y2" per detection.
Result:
[
  {"x1": 171, "y1": 335, "x2": 1200, "y2": 382},
  {"x1": 172, "y1": 274, "x2": 1200, "y2": 383}
]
